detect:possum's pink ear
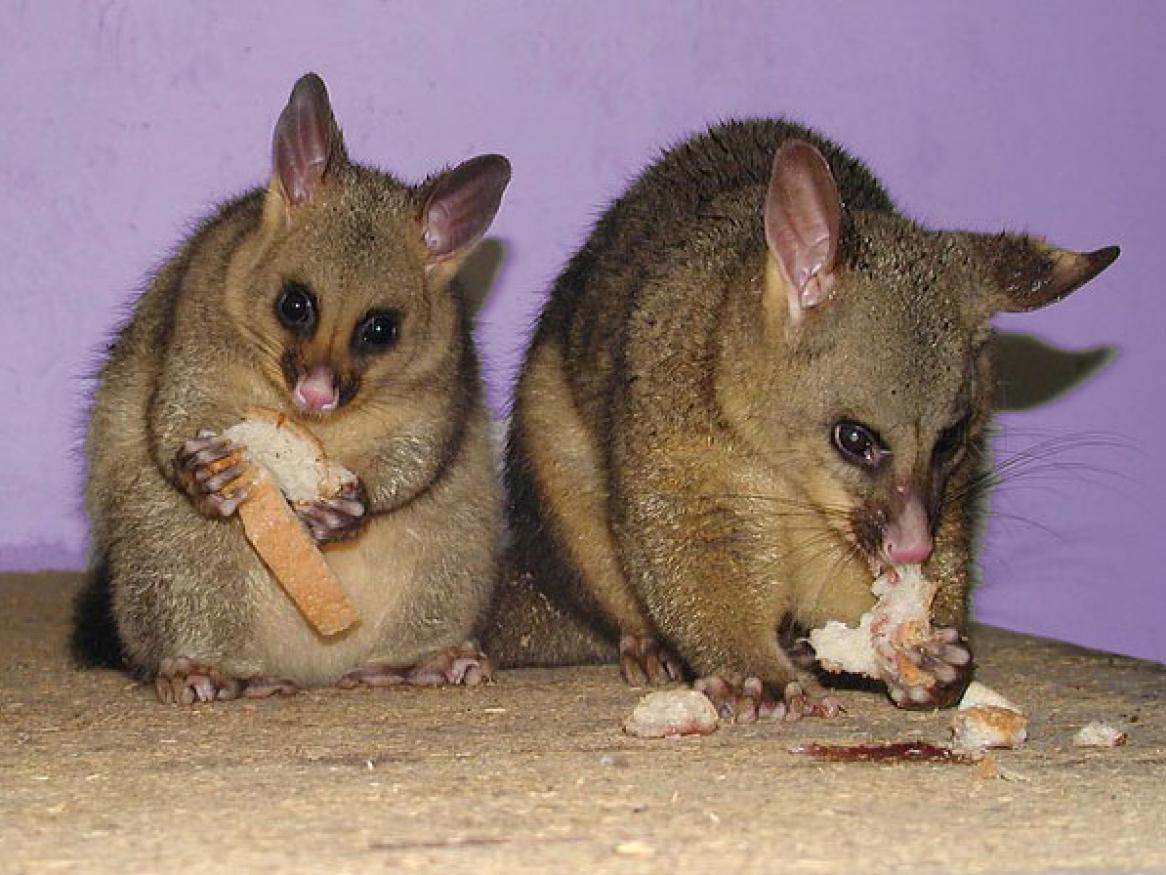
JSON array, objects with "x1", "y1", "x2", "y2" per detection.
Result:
[
  {"x1": 972, "y1": 233, "x2": 1120, "y2": 314},
  {"x1": 268, "y1": 73, "x2": 348, "y2": 216},
  {"x1": 421, "y1": 154, "x2": 511, "y2": 267},
  {"x1": 765, "y1": 140, "x2": 842, "y2": 324}
]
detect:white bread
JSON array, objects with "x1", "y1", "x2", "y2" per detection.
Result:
[
  {"x1": 808, "y1": 565, "x2": 937, "y2": 687},
  {"x1": 951, "y1": 681, "x2": 1028, "y2": 751},
  {"x1": 1072, "y1": 721, "x2": 1127, "y2": 748},
  {"x1": 623, "y1": 690, "x2": 720, "y2": 738},
  {"x1": 222, "y1": 409, "x2": 359, "y2": 637}
]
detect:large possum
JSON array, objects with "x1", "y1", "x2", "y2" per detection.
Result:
[
  {"x1": 485, "y1": 119, "x2": 1117, "y2": 720},
  {"x1": 75, "y1": 73, "x2": 511, "y2": 703}
]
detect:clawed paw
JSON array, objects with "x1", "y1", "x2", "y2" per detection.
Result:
[
  {"x1": 155, "y1": 658, "x2": 299, "y2": 705},
  {"x1": 885, "y1": 627, "x2": 973, "y2": 710},
  {"x1": 338, "y1": 641, "x2": 494, "y2": 690},
  {"x1": 619, "y1": 634, "x2": 686, "y2": 687},
  {"x1": 694, "y1": 675, "x2": 843, "y2": 724},
  {"x1": 174, "y1": 430, "x2": 250, "y2": 518},
  {"x1": 294, "y1": 479, "x2": 367, "y2": 542}
]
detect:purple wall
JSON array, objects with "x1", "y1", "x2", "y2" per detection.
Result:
[{"x1": 2, "y1": 2, "x2": 1162, "y2": 661}]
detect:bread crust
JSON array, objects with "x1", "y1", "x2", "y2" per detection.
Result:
[{"x1": 226, "y1": 408, "x2": 359, "y2": 637}]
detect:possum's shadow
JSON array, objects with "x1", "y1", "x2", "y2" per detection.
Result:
[
  {"x1": 989, "y1": 331, "x2": 1116, "y2": 411},
  {"x1": 455, "y1": 238, "x2": 506, "y2": 321}
]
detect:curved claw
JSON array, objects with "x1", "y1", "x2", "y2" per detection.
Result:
[
  {"x1": 338, "y1": 641, "x2": 495, "y2": 690},
  {"x1": 174, "y1": 432, "x2": 251, "y2": 518},
  {"x1": 619, "y1": 635, "x2": 686, "y2": 687},
  {"x1": 295, "y1": 483, "x2": 367, "y2": 542},
  {"x1": 155, "y1": 657, "x2": 243, "y2": 705},
  {"x1": 694, "y1": 676, "x2": 843, "y2": 724}
]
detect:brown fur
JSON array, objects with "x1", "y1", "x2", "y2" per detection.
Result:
[
  {"x1": 79, "y1": 75, "x2": 508, "y2": 686},
  {"x1": 484, "y1": 118, "x2": 1116, "y2": 694}
]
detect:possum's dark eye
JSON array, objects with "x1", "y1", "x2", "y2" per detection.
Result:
[
  {"x1": 276, "y1": 282, "x2": 317, "y2": 335},
  {"x1": 832, "y1": 421, "x2": 885, "y2": 469},
  {"x1": 353, "y1": 310, "x2": 400, "y2": 354}
]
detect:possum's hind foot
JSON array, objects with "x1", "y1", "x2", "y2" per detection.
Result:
[
  {"x1": 338, "y1": 641, "x2": 495, "y2": 690},
  {"x1": 619, "y1": 634, "x2": 685, "y2": 686},
  {"x1": 154, "y1": 657, "x2": 299, "y2": 704},
  {"x1": 695, "y1": 676, "x2": 844, "y2": 724}
]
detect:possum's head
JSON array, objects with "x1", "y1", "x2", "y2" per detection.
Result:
[
  {"x1": 753, "y1": 140, "x2": 1117, "y2": 574},
  {"x1": 226, "y1": 73, "x2": 510, "y2": 418}
]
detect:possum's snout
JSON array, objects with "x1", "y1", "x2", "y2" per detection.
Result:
[{"x1": 292, "y1": 364, "x2": 338, "y2": 414}]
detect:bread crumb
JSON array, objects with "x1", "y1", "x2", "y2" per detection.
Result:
[
  {"x1": 959, "y1": 681, "x2": 1021, "y2": 712},
  {"x1": 623, "y1": 690, "x2": 719, "y2": 738},
  {"x1": 952, "y1": 683, "x2": 1028, "y2": 751},
  {"x1": 1073, "y1": 721, "x2": 1128, "y2": 748}
]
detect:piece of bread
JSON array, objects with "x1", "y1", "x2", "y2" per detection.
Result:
[
  {"x1": 808, "y1": 565, "x2": 938, "y2": 686},
  {"x1": 222, "y1": 409, "x2": 359, "y2": 637},
  {"x1": 623, "y1": 690, "x2": 720, "y2": 738},
  {"x1": 951, "y1": 681, "x2": 1028, "y2": 751}
]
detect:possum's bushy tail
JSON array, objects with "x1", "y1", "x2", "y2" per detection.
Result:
[{"x1": 69, "y1": 560, "x2": 125, "y2": 669}]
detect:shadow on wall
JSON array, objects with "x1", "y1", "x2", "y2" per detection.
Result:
[
  {"x1": 457, "y1": 238, "x2": 506, "y2": 322},
  {"x1": 990, "y1": 332, "x2": 1116, "y2": 412}
]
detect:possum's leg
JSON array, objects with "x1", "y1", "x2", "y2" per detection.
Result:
[
  {"x1": 338, "y1": 641, "x2": 494, "y2": 689},
  {"x1": 507, "y1": 340, "x2": 678, "y2": 682},
  {"x1": 613, "y1": 442, "x2": 846, "y2": 720},
  {"x1": 888, "y1": 484, "x2": 976, "y2": 709}
]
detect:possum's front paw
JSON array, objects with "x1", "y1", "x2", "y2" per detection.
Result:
[
  {"x1": 883, "y1": 627, "x2": 973, "y2": 710},
  {"x1": 174, "y1": 430, "x2": 250, "y2": 518},
  {"x1": 694, "y1": 676, "x2": 843, "y2": 724},
  {"x1": 293, "y1": 478, "x2": 367, "y2": 542}
]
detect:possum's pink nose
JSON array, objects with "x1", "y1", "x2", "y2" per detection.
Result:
[
  {"x1": 885, "y1": 539, "x2": 933, "y2": 565},
  {"x1": 294, "y1": 365, "x2": 338, "y2": 413},
  {"x1": 882, "y1": 489, "x2": 933, "y2": 565}
]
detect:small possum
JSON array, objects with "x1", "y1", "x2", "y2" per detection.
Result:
[
  {"x1": 483, "y1": 119, "x2": 1117, "y2": 720},
  {"x1": 74, "y1": 73, "x2": 512, "y2": 703}
]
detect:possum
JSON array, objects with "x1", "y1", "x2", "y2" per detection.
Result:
[
  {"x1": 75, "y1": 73, "x2": 511, "y2": 704},
  {"x1": 483, "y1": 118, "x2": 1117, "y2": 720}
]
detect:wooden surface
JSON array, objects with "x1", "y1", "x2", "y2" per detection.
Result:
[{"x1": 2, "y1": 571, "x2": 1164, "y2": 874}]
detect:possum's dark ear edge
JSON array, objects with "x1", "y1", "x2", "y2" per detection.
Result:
[
  {"x1": 421, "y1": 154, "x2": 512, "y2": 265},
  {"x1": 269, "y1": 72, "x2": 349, "y2": 214},
  {"x1": 981, "y1": 234, "x2": 1119, "y2": 314}
]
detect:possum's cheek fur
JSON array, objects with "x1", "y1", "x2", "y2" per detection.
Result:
[
  {"x1": 846, "y1": 507, "x2": 886, "y2": 574},
  {"x1": 792, "y1": 460, "x2": 868, "y2": 557}
]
